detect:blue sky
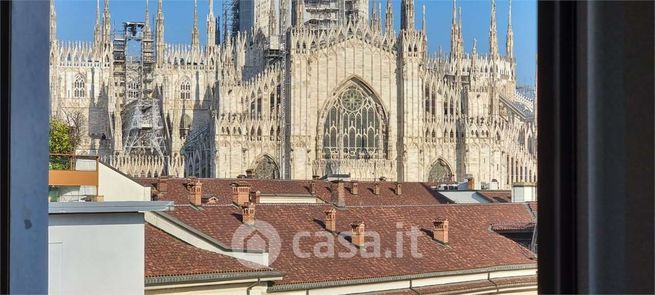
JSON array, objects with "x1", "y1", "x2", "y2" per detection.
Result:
[{"x1": 54, "y1": 0, "x2": 536, "y2": 85}]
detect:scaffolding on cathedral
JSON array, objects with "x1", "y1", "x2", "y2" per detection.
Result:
[
  {"x1": 223, "y1": 0, "x2": 240, "y2": 39},
  {"x1": 114, "y1": 21, "x2": 168, "y2": 158}
]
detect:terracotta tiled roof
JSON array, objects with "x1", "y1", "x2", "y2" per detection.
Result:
[
  {"x1": 141, "y1": 178, "x2": 452, "y2": 206},
  {"x1": 412, "y1": 275, "x2": 538, "y2": 294},
  {"x1": 360, "y1": 275, "x2": 537, "y2": 294},
  {"x1": 477, "y1": 190, "x2": 512, "y2": 203},
  {"x1": 527, "y1": 201, "x2": 538, "y2": 218},
  {"x1": 162, "y1": 202, "x2": 537, "y2": 286},
  {"x1": 491, "y1": 222, "x2": 536, "y2": 232},
  {"x1": 144, "y1": 224, "x2": 273, "y2": 278}
]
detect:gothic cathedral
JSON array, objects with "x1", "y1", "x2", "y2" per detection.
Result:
[{"x1": 49, "y1": 0, "x2": 537, "y2": 188}]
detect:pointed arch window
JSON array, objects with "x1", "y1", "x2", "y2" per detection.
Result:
[
  {"x1": 253, "y1": 156, "x2": 280, "y2": 179},
  {"x1": 73, "y1": 74, "x2": 86, "y2": 98},
  {"x1": 180, "y1": 79, "x2": 191, "y2": 100},
  {"x1": 428, "y1": 159, "x2": 454, "y2": 183},
  {"x1": 321, "y1": 84, "x2": 388, "y2": 160}
]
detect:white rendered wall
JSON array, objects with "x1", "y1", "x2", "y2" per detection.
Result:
[
  {"x1": 98, "y1": 163, "x2": 151, "y2": 201},
  {"x1": 512, "y1": 185, "x2": 537, "y2": 202},
  {"x1": 48, "y1": 213, "x2": 145, "y2": 295}
]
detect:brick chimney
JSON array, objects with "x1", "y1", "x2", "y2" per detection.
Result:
[
  {"x1": 351, "y1": 221, "x2": 365, "y2": 248},
  {"x1": 157, "y1": 176, "x2": 169, "y2": 193},
  {"x1": 467, "y1": 177, "x2": 475, "y2": 190},
  {"x1": 332, "y1": 180, "x2": 345, "y2": 207},
  {"x1": 231, "y1": 182, "x2": 251, "y2": 206},
  {"x1": 432, "y1": 218, "x2": 449, "y2": 244},
  {"x1": 395, "y1": 182, "x2": 402, "y2": 196},
  {"x1": 373, "y1": 182, "x2": 380, "y2": 195},
  {"x1": 189, "y1": 179, "x2": 202, "y2": 206},
  {"x1": 351, "y1": 181, "x2": 359, "y2": 195},
  {"x1": 252, "y1": 190, "x2": 261, "y2": 203},
  {"x1": 324, "y1": 208, "x2": 336, "y2": 232},
  {"x1": 241, "y1": 202, "x2": 256, "y2": 225},
  {"x1": 310, "y1": 180, "x2": 316, "y2": 194}
]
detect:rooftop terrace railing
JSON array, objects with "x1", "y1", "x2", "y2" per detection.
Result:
[{"x1": 49, "y1": 154, "x2": 100, "y2": 202}]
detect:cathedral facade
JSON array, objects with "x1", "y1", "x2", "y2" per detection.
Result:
[{"x1": 49, "y1": 0, "x2": 537, "y2": 188}]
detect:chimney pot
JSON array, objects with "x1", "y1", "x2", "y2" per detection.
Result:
[
  {"x1": 241, "y1": 202, "x2": 256, "y2": 225},
  {"x1": 310, "y1": 180, "x2": 316, "y2": 194},
  {"x1": 324, "y1": 208, "x2": 336, "y2": 232},
  {"x1": 189, "y1": 179, "x2": 202, "y2": 206},
  {"x1": 253, "y1": 190, "x2": 261, "y2": 203},
  {"x1": 432, "y1": 218, "x2": 449, "y2": 244},
  {"x1": 395, "y1": 182, "x2": 402, "y2": 195},
  {"x1": 231, "y1": 182, "x2": 251, "y2": 206},
  {"x1": 373, "y1": 182, "x2": 380, "y2": 195},
  {"x1": 467, "y1": 177, "x2": 475, "y2": 190},
  {"x1": 332, "y1": 180, "x2": 345, "y2": 207},
  {"x1": 351, "y1": 181, "x2": 359, "y2": 195},
  {"x1": 350, "y1": 221, "x2": 365, "y2": 248},
  {"x1": 158, "y1": 176, "x2": 169, "y2": 193}
]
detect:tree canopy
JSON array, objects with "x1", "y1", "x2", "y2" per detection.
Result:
[{"x1": 49, "y1": 118, "x2": 79, "y2": 169}]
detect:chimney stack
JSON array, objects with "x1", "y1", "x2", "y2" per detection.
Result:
[
  {"x1": 246, "y1": 169, "x2": 254, "y2": 178},
  {"x1": 310, "y1": 180, "x2": 316, "y2": 194},
  {"x1": 158, "y1": 176, "x2": 169, "y2": 193},
  {"x1": 395, "y1": 182, "x2": 402, "y2": 196},
  {"x1": 332, "y1": 180, "x2": 345, "y2": 207},
  {"x1": 432, "y1": 218, "x2": 449, "y2": 244},
  {"x1": 467, "y1": 177, "x2": 475, "y2": 190},
  {"x1": 231, "y1": 182, "x2": 251, "y2": 206},
  {"x1": 253, "y1": 190, "x2": 261, "y2": 203},
  {"x1": 241, "y1": 202, "x2": 256, "y2": 225},
  {"x1": 189, "y1": 178, "x2": 202, "y2": 206},
  {"x1": 351, "y1": 221, "x2": 365, "y2": 248},
  {"x1": 373, "y1": 181, "x2": 380, "y2": 195},
  {"x1": 324, "y1": 208, "x2": 336, "y2": 232},
  {"x1": 351, "y1": 181, "x2": 359, "y2": 195}
]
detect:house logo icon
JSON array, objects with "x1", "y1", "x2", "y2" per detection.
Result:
[{"x1": 231, "y1": 220, "x2": 281, "y2": 268}]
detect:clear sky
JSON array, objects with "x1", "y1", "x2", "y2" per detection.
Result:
[{"x1": 54, "y1": 0, "x2": 536, "y2": 85}]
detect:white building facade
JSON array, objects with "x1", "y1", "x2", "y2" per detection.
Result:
[{"x1": 49, "y1": 0, "x2": 537, "y2": 188}]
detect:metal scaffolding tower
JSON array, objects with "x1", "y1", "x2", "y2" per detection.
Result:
[
  {"x1": 223, "y1": 0, "x2": 240, "y2": 39},
  {"x1": 113, "y1": 21, "x2": 168, "y2": 157}
]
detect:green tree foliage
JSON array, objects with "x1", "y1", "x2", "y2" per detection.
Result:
[{"x1": 49, "y1": 118, "x2": 77, "y2": 169}]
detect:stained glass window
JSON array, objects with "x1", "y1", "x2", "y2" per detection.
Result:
[
  {"x1": 253, "y1": 156, "x2": 280, "y2": 179},
  {"x1": 322, "y1": 86, "x2": 387, "y2": 160},
  {"x1": 428, "y1": 159, "x2": 453, "y2": 183}
]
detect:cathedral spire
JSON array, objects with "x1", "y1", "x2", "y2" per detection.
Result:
[
  {"x1": 50, "y1": 0, "x2": 57, "y2": 45},
  {"x1": 449, "y1": 0, "x2": 458, "y2": 60},
  {"x1": 156, "y1": 0, "x2": 165, "y2": 64},
  {"x1": 505, "y1": 0, "x2": 514, "y2": 60},
  {"x1": 421, "y1": 4, "x2": 426, "y2": 33},
  {"x1": 294, "y1": 0, "x2": 304, "y2": 27},
  {"x1": 401, "y1": 0, "x2": 415, "y2": 31},
  {"x1": 489, "y1": 0, "x2": 499, "y2": 58},
  {"x1": 268, "y1": 0, "x2": 277, "y2": 38},
  {"x1": 144, "y1": 0, "x2": 151, "y2": 32},
  {"x1": 93, "y1": 0, "x2": 102, "y2": 52},
  {"x1": 371, "y1": 0, "x2": 378, "y2": 30},
  {"x1": 385, "y1": 0, "x2": 393, "y2": 35},
  {"x1": 377, "y1": 2, "x2": 383, "y2": 31},
  {"x1": 102, "y1": 0, "x2": 111, "y2": 46},
  {"x1": 191, "y1": 0, "x2": 200, "y2": 50},
  {"x1": 207, "y1": 0, "x2": 217, "y2": 46}
]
